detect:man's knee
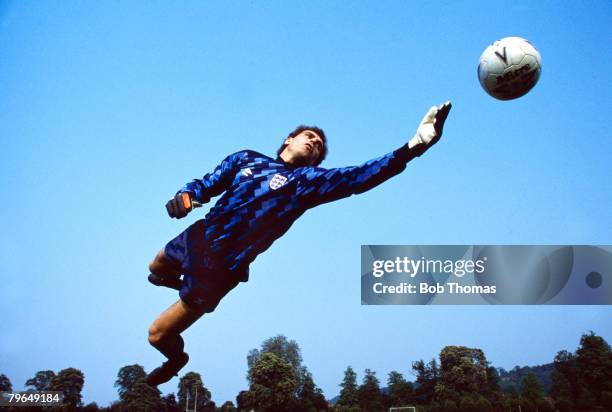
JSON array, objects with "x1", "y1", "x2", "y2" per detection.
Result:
[
  {"x1": 148, "y1": 324, "x2": 165, "y2": 346},
  {"x1": 149, "y1": 249, "x2": 179, "y2": 275},
  {"x1": 149, "y1": 250, "x2": 165, "y2": 274}
]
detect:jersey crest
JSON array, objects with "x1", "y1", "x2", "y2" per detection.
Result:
[{"x1": 269, "y1": 173, "x2": 288, "y2": 190}]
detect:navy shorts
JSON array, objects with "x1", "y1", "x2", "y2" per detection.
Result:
[{"x1": 164, "y1": 220, "x2": 242, "y2": 313}]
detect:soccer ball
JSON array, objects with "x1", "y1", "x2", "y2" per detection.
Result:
[{"x1": 477, "y1": 36, "x2": 542, "y2": 100}]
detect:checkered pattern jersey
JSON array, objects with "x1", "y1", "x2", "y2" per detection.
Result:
[{"x1": 179, "y1": 145, "x2": 414, "y2": 281}]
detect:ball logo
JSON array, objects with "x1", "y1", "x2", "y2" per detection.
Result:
[
  {"x1": 494, "y1": 47, "x2": 508, "y2": 64},
  {"x1": 269, "y1": 174, "x2": 288, "y2": 190}
]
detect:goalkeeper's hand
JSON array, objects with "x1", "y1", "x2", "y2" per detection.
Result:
[
  {"x1": 166, "y1": 192, "x2": 193, "y2": 219},
  {"x1": 408, "y1": 101, "x2": 452, "y2": 156}
]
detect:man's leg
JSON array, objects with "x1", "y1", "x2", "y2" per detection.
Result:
[
  {"x1": 148, "y1": 249, "x2": 183, "y2": 290},
  {"x1": 146, "y1": 299, "x2": 206, "y2": 386}
]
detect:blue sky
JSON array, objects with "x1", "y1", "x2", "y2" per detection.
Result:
[{"x1": 1, "y1": 0, "x2": 611, "y2": 407}]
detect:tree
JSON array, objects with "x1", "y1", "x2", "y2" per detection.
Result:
[
  {"x1": 412, "y1": 358, "x2": 440, "y2": 404},
  {"x1": 220, "y1": 400, "x2": 237, "y2": 411},
  {"x1": 120, "y1": 381, "x2": 164, "y2": 412},
  {"x1": 248, "y1": 334, "x2": 307, "y2": 395},
  {"x1": 298, "y1": 368, "x2": 328, "y2": 412},
  {"x1": 247, "y1": 335, "x2": 303, "y2": 375},
  {"x1": 0, "y1": 374, "x2": 12, "y2": 391},
  {"x1": 114, "y1": 364, "x2": 146, "y2": 400},
  {"x1": 521, "y1": 372, "x2": 543, "y2": 403},
  {"x1": 458, "y1": 395, "x2": 476, "y2": 411},
  {"x1": 236, "y1": 390, "x2": 251, "y2": 411},
  {"x1": 178, "y1": 372, "x2": 215, "y2": 412},
  {"x1": 551, "y1": 349, "x2": 577, "y2": 407},
  {"x1": 387, "y1": 370, "x2": 414, "y2": 407},
  {"x1": 162, "y1": 393, "x2": 180, "y2": 412},
  {"x1": 336, "y1": 366, "x2": 359, "y2": 408},
  {"x1": 575, "y1": 331, "x2": 612, "y2": 404},
  {"x1": 440, "y1": 399, "x2": 459, "y2": 412},
  {"x1": 246, "y1": 334, "x2": 326, "y2": 410},
  {"x1": 357, "y1": 369, "x2": 383, "y2": 412},
  {"x1": 484, "y1": 366, "x2": 500, "y2": 393},
  {"x1": 437, "y1": 346, "x2": 489, "y2": 400},
  {"x1": 25, "y1": 370, "x2": 56, "y2": 391},
  {"x1": 551, "y1": 332, "x2": 612, "y2": 410},
  {"x1": 48, "y1": 367, "x2": 85, "y2": 409},
  {"x1": 81, "y1": 402, "x2": 101, "y2": 411},
  {"x1": 245, "y1": 352, "x2": 299, "y2": 412},
  {"x1": 473, "y1": 395, "x2": 493, "y2": 412}
]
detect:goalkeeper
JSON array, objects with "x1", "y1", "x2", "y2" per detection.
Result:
[{"x1": 145, "y1": 102, "x2": 452, "y2": 386}]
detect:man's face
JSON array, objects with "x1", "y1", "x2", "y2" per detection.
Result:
[{"x1": 283, "y1": 130, "x2": 324, "y2": 166}]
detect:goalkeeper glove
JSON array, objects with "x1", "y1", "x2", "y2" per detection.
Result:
[
  {"x1": 408, "y1": 101, "x2": 452, "y2": 156},
  {"x1": 166, "y1": 192, "x2": 193, "y2": 219}
]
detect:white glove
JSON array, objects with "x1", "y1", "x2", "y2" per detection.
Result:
[{"x1": 408, "y1": 101, "x2": 452, "y2": 156}]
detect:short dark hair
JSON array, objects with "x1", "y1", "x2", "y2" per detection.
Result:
[{"x1": 276, "y1": 125, "x2": 328, "y2": 166}]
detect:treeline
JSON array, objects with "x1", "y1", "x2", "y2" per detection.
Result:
[
  {"x1": 498, "y1": 363, "x2": 555, "y2": 394},
  {"x1": 1, "y1": 331, "x2": 611, "y2": 411}
]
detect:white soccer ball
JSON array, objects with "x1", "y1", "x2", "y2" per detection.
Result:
[{"x1": 477, "y1": 36, "x2": 542, "y2": 100}]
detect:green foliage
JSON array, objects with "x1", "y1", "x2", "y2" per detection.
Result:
[
  {"x1": 120, "y1": 381, "x2": 163, "y2": 412},
  {"x1": 114, "y1": 364, "x2": 146, "y2": 400},
  {"x1": 412, "y1": 358, "x2": 440, "y2": 404},
  {"x1": 413, "y1": 347, "x2": 505, "y2": 407},
  {"x1": 473, "y1": 395, "x2": 492, "y2": 412},
  {"x1": 551, "y1": 331, "x2": 612, "y2": 410},
  {"x1": 247, "y1": 335, "x2": 303, "y2": 380},
  {"x1": 536, "y1": 398, "x2": 555, "y2": 412},
  {"x1": 81, "y1": 401, "x2": 101, "y2": 411},
  {"x1": 387, "y1": 370, "x2": 414, "y2": 406},
  {"x1": 25, "y1": 370, "x2": 56, "y2": 391},
  {"x1": 178, "y1": 371, "x2": 215, "y2": 412},
  {"x1": 236, "y1": 390, "x2": 250, "y2": 411},
  {"x1": 576, "y1": 331, "x2": 612, "y2": 399},
  {"x1": 498, "y1": 363, "x2": 554, "y2": 394},
  {"x1": 245, "y1": 352, "x2": 299, "y2": 412},
  {"x1": 245, "y1": 335, "x2": 326, "y2": 411},
  {"x1": 112, "y1": 364, "x2": 160, "y2": 411},
  {"x1": 247, "y1": 333, "x2": 324, "y2": 406},
  {"x1": 333, "y1": 406, "x2": 361, "y2": 412},
  {"x1": 336, "y1": 366, "x2": 359, "y2": 407},
  {"x1": 458, "y1": 395, "x2": 475, "y2": 411},
  {"x1": 554, "y1": 397, "x2": 574, "y2": 412},
  {"x1": 440, "y1": 399, "x2": 458, "y2": 412},
  {"x1": 220, "y1": 400, "x2": 237, "y2": 411},
  {"x1": 48, "y1": 367, "x2": 85, "y2": 409},
  {"x1": 520, "y1": 372, "x2": 543, "y2": 402},
  {"x1": 162, "y1": 393, "x2": 181, "y2": 412},
  {"x1": 357, "y1": 369, "x2": 383, "y2": 412},
  {"x1": 10, "y1": 330, "x2": 612, "y2": 411},
  {"x1": 0, "y1": 374, "x2": 12, "y2": 391},
  {"x1": 297, "y1": 368, "x2": 328, "y2": 412},
  {"x1": 484, "y1": 366, "x2": 500, "y2": 394},
  {"x1": 438, "y1": 346, "x2": 488, "y2": 398}
]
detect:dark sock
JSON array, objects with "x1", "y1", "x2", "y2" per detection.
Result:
[{"x1": 154, "y1": 335, "x2": 185, "y2": 360}]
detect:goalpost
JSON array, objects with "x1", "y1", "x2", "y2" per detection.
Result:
[{"x1": 389, "y1": 407, "x2": 416, "y2": 412}]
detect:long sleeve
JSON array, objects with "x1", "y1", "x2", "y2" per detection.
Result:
[
  {"x1": 298, "y1": 145, "x2": 416, "y2": 207},
  {"x1": 179, "y1": 151, "x2": 247, "y2": 204}
]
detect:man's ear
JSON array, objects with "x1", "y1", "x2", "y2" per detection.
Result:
[{"x1": 284, "y1": 137, "x2": 293, "y2": 145}]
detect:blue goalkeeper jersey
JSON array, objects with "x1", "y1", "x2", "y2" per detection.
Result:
[{"x1": 178, "y1": 146, "x2": 414, "y2": 281}]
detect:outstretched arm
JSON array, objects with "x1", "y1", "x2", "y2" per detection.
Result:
[
  {"x1": 166, "y1": 151, "x2": 247, "y2": 219},
  {"x1": 300, "y1": 102, "x2": 452, "y2": 206}
]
